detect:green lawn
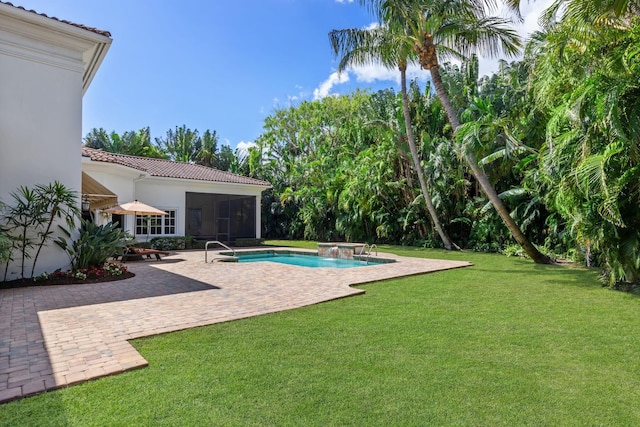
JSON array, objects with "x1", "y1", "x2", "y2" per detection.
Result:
[{"x1": 2, "y1": 241, "x2": 640, "y2": 426}]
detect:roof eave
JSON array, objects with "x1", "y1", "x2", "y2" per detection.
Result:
[
  {"x1": 82, "y1": 36, "x2": 110, "y2": 95},
  {"x1": 83, "y1": 154, "x2": 272, "y2": 188},
  {"x1": 138, "y1": 173, "x2": 272, "y2": 190},
  {"x1": 0, "y1": 2, "x2": 112, "y2": 95},
  {"x1": 83, "y1": 155, "x2": 149, "y2": 177}
]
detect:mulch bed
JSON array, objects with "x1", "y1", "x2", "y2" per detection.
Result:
[{"x1": 0, "y1": 272, "x2": 135, "y2": 290}]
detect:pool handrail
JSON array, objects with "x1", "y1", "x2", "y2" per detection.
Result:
[
  {"x1": 357, "y1": 243, "x2": 378, "y2": 264},
  {"x1": 357, "y1": 244, "x2": 369, "y2": 256},
  {"x1": 205, "y1": 240, "x2": 235, "y2": 263}
]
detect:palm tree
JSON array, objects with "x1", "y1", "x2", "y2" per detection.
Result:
[
  {"x1": 329, "y1": 23, "x2": 458, "y2": 250},
  {"x1": 540, "y1": 0, "x2": 639, "y2": 28},
  {"x1": 357, "y1": 0, "x2": 551, "y2": 263},
  {"x1": 195, "y1": 129, "x2": 220, "y2": 167},
  {"x1": 84, "y1": 127, "x2": 166, "y2": 159},
  {"x1": 155, "y1": 125, "x2": 201, "y2": 163}
]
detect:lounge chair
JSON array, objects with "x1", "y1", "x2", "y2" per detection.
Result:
[{"x1": 117, "y1": 247, "x2": 170, "y2": 262}]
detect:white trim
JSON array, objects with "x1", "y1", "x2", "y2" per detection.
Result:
[
  {"x1": 0, "y1": 36, "x2": 84, "y2": 73},
  {"x1": 0, "y1": 3, "x2": 112, "y2": 95},
  {"x1": 134, "y1": 208, "x2": 178, "y2": 238}
]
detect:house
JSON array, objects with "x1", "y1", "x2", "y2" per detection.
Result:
[
  {"x1": 0, "y1": 2, "x2": 270, "y2": 281},
  {"x1": 82, "y1": 147, "x2": 271, "y2": 242},
  {"x1": 0, "y1": 2, "x2": 111, "y2": 279}
]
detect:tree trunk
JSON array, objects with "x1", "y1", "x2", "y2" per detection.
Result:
[
  {"x1": 399, "y1": 65, "x2": 457, "y2": 250},
  {"x1": 429, "y1": 66, "x2": 551, "y2": 263}
]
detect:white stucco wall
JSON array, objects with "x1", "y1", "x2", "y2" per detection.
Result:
[
  {"x1": 0, "y1": 6, "x2": 111, "y2": 280},
  {"x1": 0, "y1": 41, "x2": 82, "y2": 280},
  {"x1": 82, "y1": 161, "x2": 140, "y2": 204},
  {"x1": 136, "y1": 177, "x2": 264, "y2": 240},
  {"x1": 83, "y1": 161, "x2": 266, "y2": 240}
]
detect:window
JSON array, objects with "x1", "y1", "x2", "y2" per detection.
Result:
[
  {"x1": 164, "y1": 210, "x2": 176, "y2": 234},
  {"x1": 136, "y1": 210, "x2": 176, "y2": 235}
]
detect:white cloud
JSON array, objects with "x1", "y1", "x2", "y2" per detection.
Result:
[
  {"x1": 364, "y1": 22, "x2": 379, "y2": 31},
  {"x1": 350, "y1": 63, "x2": 398, "y2": 83},
  {"x1": 335, "y1": 0, "x2": 354, "y2": 3},
  {"x1": 313, "y1": 62, "x2": 428, "y2": 99},
  {"x1": 313, "y1": 71, "x2": 350, "y2": 100},
  {"x1": 478, "y1": 0, "x2": 555, "y2": 75},
  {"x1": 236, "y1": 141, "x2": 256, "y2": 157},
  {"x1": 519, "y1": 0, "x2": 555, "y2": 38},
  {"x1": 237, "y1": 141, "x2": 255, "y2": 150},
  {"x1": 273, "y1": 92, "x2": 304, "y2": 108},
  {"x1": 350, "y1": 62, "x2": 426, "y2": 84}
]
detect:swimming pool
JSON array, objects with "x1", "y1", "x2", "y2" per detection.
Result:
[{"x1": 233, "y1": 252, "x2": 389, "y2": 268}]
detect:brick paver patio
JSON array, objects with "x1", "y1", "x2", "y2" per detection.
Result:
[{"x1": 0, "y1": 249, "x2": 471, "y2": 403}]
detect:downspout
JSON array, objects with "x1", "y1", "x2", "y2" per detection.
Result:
[
  {"x1": 133, "y1": 173, "x2": 147, "y2": 199},
  {"x1": 128, "y1": 173, "x2": 148, "y2": 235}
]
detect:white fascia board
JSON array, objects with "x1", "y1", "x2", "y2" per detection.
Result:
[
  {"x1": 0, "y1": 3, "x2": 112, "y2": 95},
  {"x1": 139, "y1": 175, "x2": 272, "y2": 194},
  {"x1": 81, "y1": 35, "x2": 110, "y2": 95},
  {"x1": 82, "y1": 157, "x2": 150, "y2": 179}
]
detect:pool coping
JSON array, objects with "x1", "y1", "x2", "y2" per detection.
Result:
[{"x1": 218, "y1": 248, "x2": 396, "y2": 265}]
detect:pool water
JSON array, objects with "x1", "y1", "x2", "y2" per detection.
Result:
[{"x1": 236, "y1": 252, "x2": 378, "y2": 268}]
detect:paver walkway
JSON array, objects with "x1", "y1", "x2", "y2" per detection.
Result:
[{"x1": 0, "y1": 249, "x2": 471, "y2": 403}]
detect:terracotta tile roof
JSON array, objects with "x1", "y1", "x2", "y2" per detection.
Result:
[
  {"x1": 82, "y1": 147, "x2": 271, "y2": 187},
  {"x1": 0, "y1": 1, "x2": 111, "y2": 37}
]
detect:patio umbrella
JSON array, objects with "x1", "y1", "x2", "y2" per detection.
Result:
[
  {"x1": 104, "y1": 200, "x2": 168, "y2": 242},
  {"x1": 103, "y1": 200, "x2": 168, "y2": 216}
]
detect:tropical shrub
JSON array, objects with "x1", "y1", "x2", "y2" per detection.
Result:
[
  {"x1": 149, "y1": 236, "x2": 193, "y2": 251},
  {"x1": 30, "y1": 182, "x2": 79, "y2": 277},
  {"x1": 0, "y1": 200, "x2": 9, "y2": 264},
  {"x1": 2, "y1": 186, "x2": 41, "y2": 279},
  {"x1": 55, "y1": 221, "x2": 129, "y2": 270},
  {"x1": 1, "y1": 182, "x2": 79, "y2": 280},
  {"x1": 0, "y1": 226, "x2": 9, "y2": 267}
]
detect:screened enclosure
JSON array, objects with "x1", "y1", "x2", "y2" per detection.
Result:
[{"x1": 185, "y1": 192, "x2": 256, "y2": 242}]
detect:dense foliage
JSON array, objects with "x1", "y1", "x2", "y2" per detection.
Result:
[
  {"x1": 528, "y1": 8, "x2": 640, "y2": 286},
  {"x1": 84, "y1": 125, "x2": 248, "y2": 174},
  {"x1": 252, "y1": 82, "x2": 528, "y2": 249},
  {"x1": 247, "y1": 2, "x2": 640, "y2": 287},
  {"x1": 79, "y1": 0, "x2": 640, "y2": 287}
]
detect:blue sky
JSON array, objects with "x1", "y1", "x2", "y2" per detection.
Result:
[{"x1": 16, "y1": 0, "x2": 550, "y2": 152}]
